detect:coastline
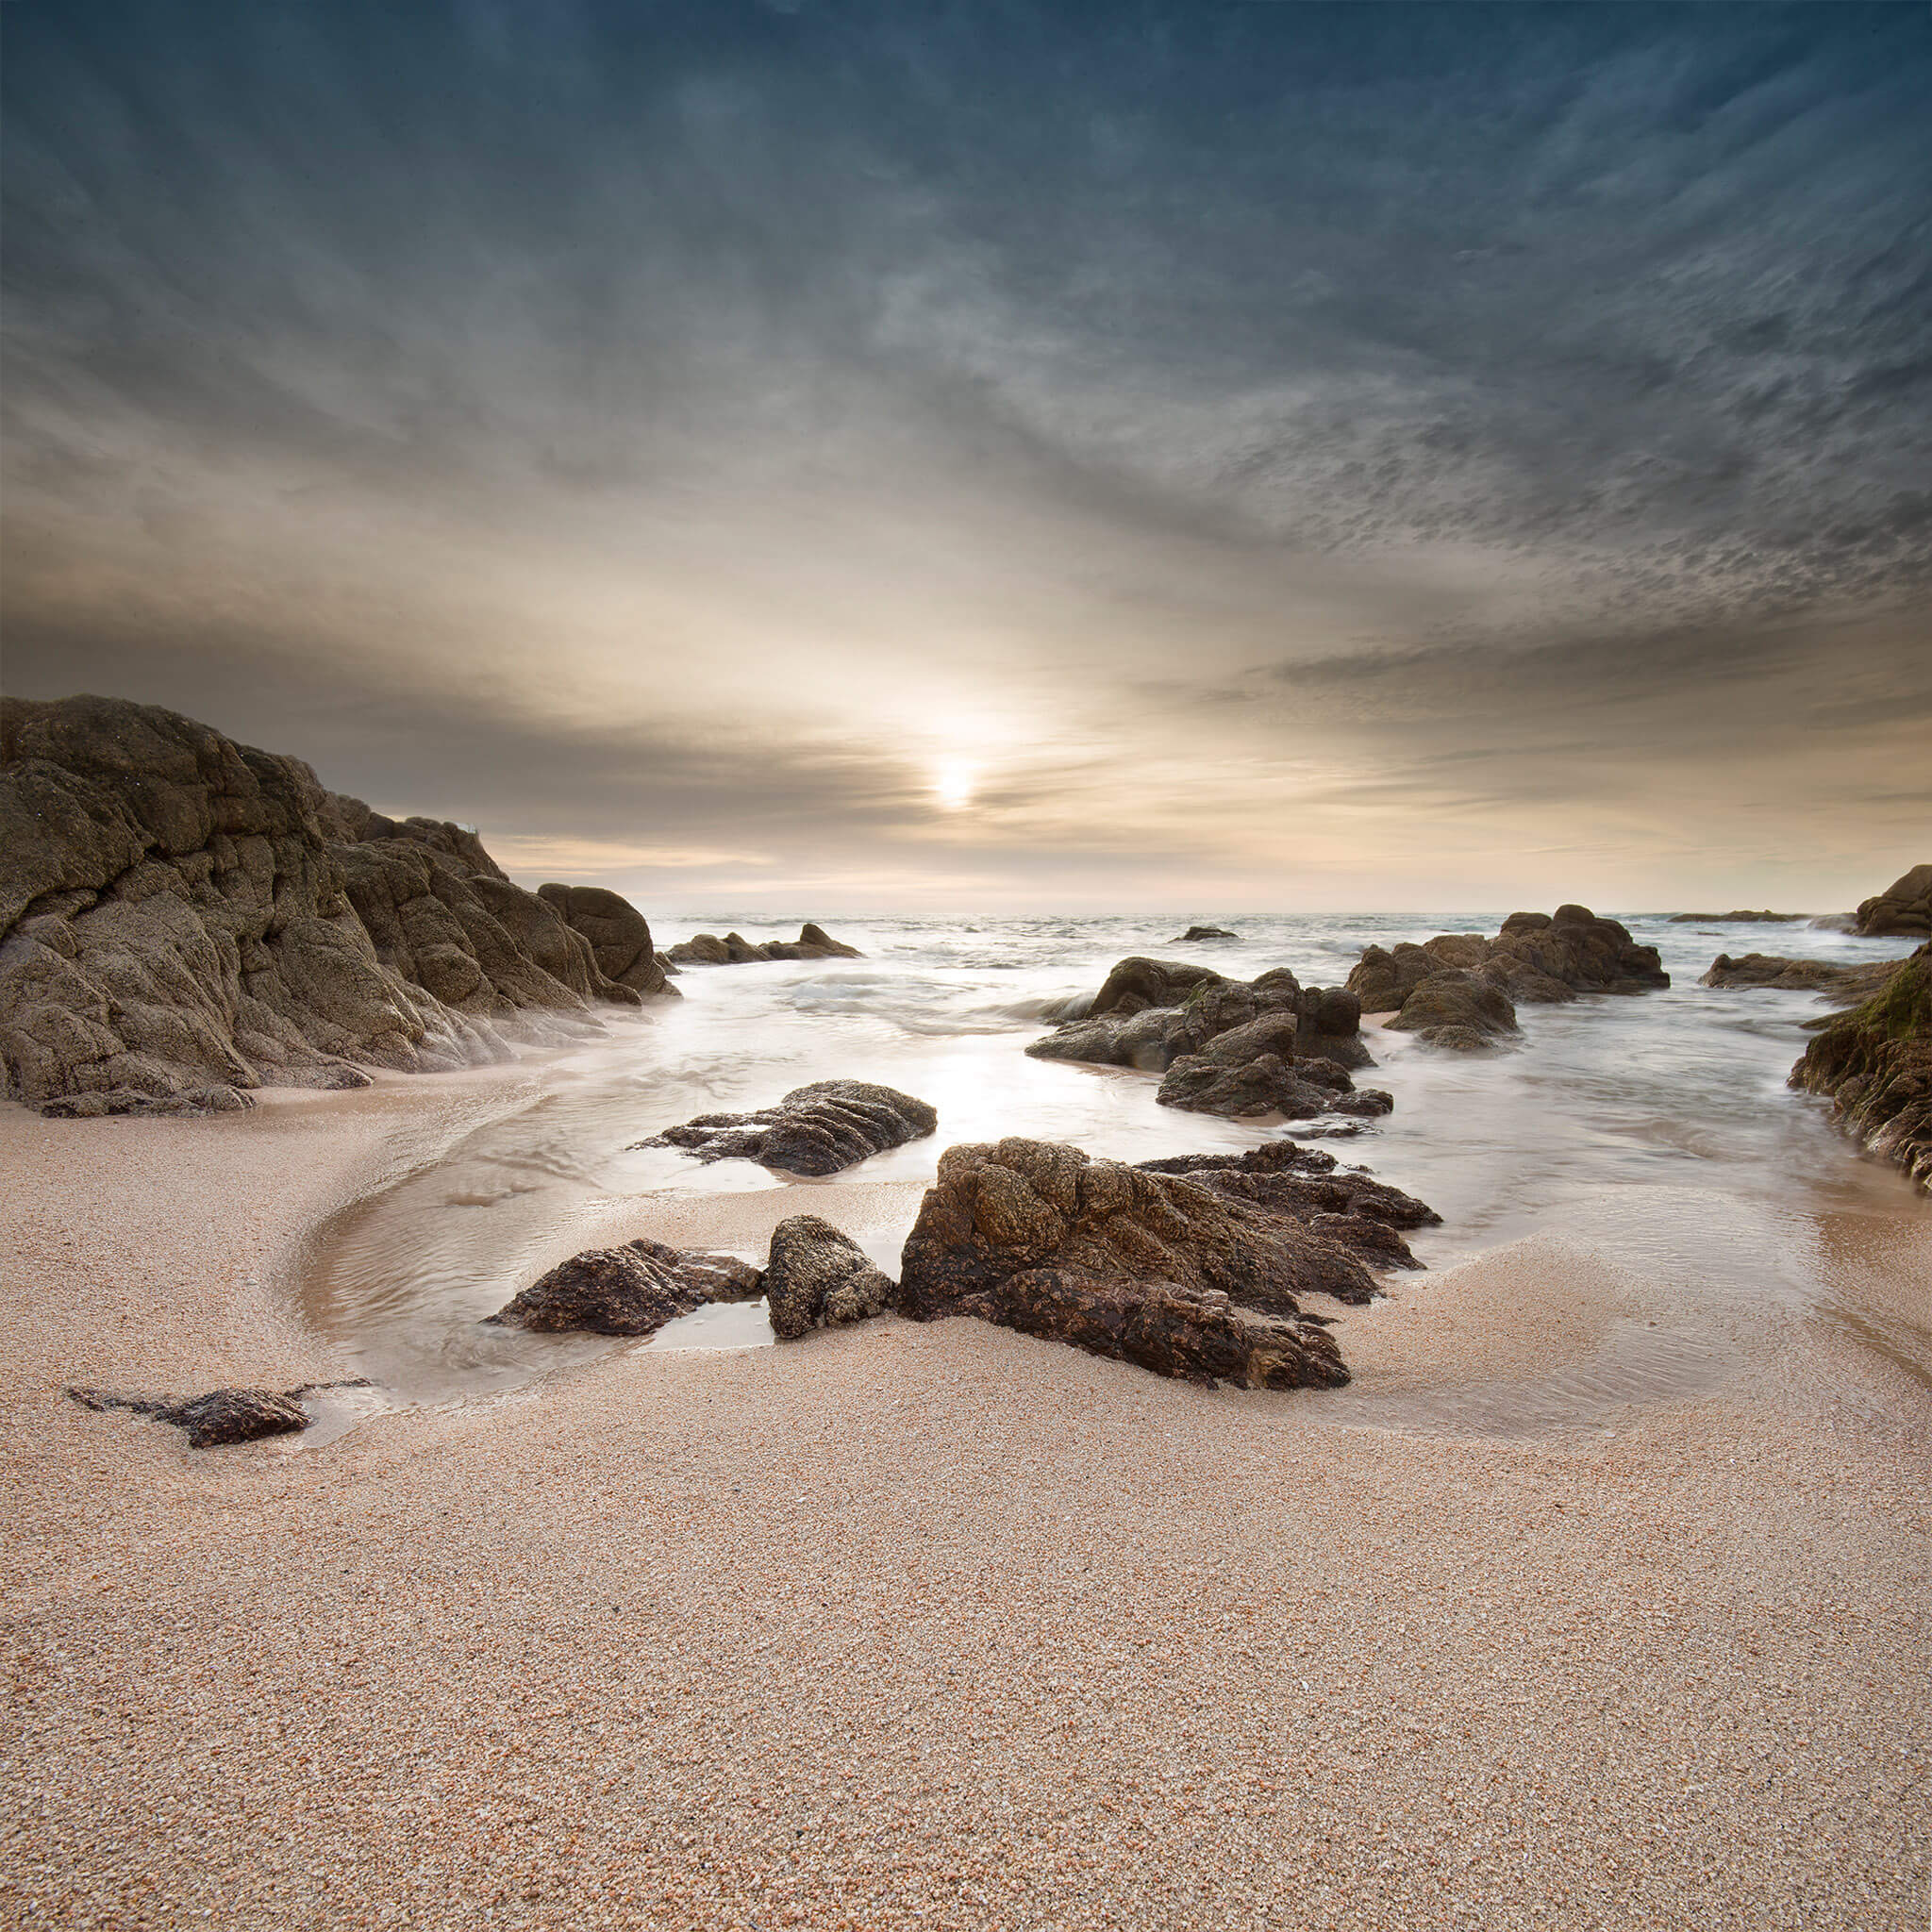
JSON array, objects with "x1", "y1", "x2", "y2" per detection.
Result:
[{"x1": 3, "y1": 1080, "x2": 1926, "y2": 1928}]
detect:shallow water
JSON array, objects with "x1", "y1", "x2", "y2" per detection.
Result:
[{"x1": 295, "y1": 911, "x2": 1930, "y2": 1423}]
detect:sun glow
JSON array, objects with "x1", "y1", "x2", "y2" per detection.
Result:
[{"x1": 931, "y1": 757, "x2": 977, "y2": 811}]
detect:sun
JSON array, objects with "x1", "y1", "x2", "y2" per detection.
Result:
[{"x1": 931, "y1": 757, "x2": 976, "y2": 811}]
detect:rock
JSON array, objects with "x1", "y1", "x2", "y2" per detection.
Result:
[
  {"x1": 634, "y1": 1080, "x2": 938, "y2": 1176},
  {"x1": 1702, "y1": 954, "x2": 1907, "y2": 1001},
  {"x1": 763, "y1": 1215, "x2": 894, "y2": 1340},
  {"x1": 663, "y1": 923, "x2": 863, "y2": 965},
  {"x1": 1155, "y1": 1012, "x2": 1391, "y2": 1120},
  {"x1": 1024, "y1": 1005, "x2": 1189, "y2": 1072},
  {"x1": 1668, "y1": 909, "x2": 1807, "y2": 923},
  {"x1": 898, "y1": 1136, "x2": 1421, "y2": 1330},
  {"x1": 0, "y1": 694, "x2": 670, "y2": 1115},
  {"x1": 1089, "y1": 957, "x2": 1227, "y2": 1017},
  {"x1": 536, "y1": 884, "x2": 677, "y2": 997},
  {"x1": 1172, "y1": 925, "x2": 1240, "y2": 942},
  {"x1": 66, "y1": 1380, "x2": 369, "y2": 1448},
  {"x1": 1384, "y1": 971, "x2": 1521, "y2": 1050},
  {"x1": 1854, "y1": 865, "x2": 1932, "y2": 939},
  {"x1": 1789, "y1": 941, "x2": 1932, "y2": 1191},
  {"x1": 485, "y1": 1238, "x2": 762, "y2": 1336}
]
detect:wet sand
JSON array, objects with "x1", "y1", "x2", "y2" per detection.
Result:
[{"x1": 2, "y1": 1083, "x2": 1927, "y2": 1930}]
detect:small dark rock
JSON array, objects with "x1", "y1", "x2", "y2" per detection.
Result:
[
  {"x1": 763, "y1": 1214, "x2": 894, "y2": 1340},
  {"x1": 1171, "y1": 925, "x2": 1241, "y2": 942},
  {"x1": 635, "y1": 1079, "x2": 938, "y2": 1176},
  {"x1": 486, "y1": 1238, "x2": 762, "y2": 1336}
]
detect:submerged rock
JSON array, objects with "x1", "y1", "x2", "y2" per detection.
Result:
[
  {"x1": 663, "y1": 922, "x2": 863, "y2": 965},
  {"x1": 763, "y1": 1215, "x2": 895, "y2": 1340},
  {"x1": 1853, "y1": 865, "x2": 1932, "y2": 939},
  {"x1": 1702, "y1": 954, "x2": 1906, "y2": 1000},
  {"x1": 0, "y1": 694, "x2": 674, "y2": 1117},
  {"x1": 1789, "y1": 941, "x2": 1932, "y2": 1191},
  {"x1": 485, "y1": 1238, "x2": 762, "y2": 1336},
  {"x1": 635, "y1": 1080, "x2": 938, "y2": 1176},
  {"x1": 1668, "y1": 909, "x2": 1807, "y2": 924}
]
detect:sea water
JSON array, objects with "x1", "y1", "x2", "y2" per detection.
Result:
[{"x1": 295, "y1": 911, "x2": 1929, "y2": 1415}]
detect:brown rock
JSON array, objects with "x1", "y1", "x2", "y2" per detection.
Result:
[
  {"x1": 485, "y1": 1238, "x2": 762, "y2": 1336},
  {"x1": 763, "y1": 1215, "x2": 894, "y2": 1340},
  {"x1": 635, "y1": 1080, "x2": 939, "y2": 1176},
  {"x1": 1854, "y1": 865, "x2": 1932, "y2": 939}
]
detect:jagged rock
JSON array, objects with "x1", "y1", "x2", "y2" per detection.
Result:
[
  {"x1": 1668, "y1": 909, "x2": 1807, "y2": 924},
  {"x1": 0, "y1": 694, "x2": 664, "y2": 1116},
  {"x1": 1854, "y1": 865, "x2": 1932, "y2": 939},
  {"x1": 66, "y1": 1379, "x2": 370, "y2": 1448},
  {"x1": 1789, "y1": 941, "x2": 1932, "y2": 1191},
  {"x1": 1172, "y1": 925, "x2": 1240, "y2": 942},
  {"x1": 634, "y1": 1080, "x2": 938, "y2": 1176},
  {"x1": 1702, "y1": 954, "x2": 1906, "y2": 1000},
  {"x1": 1090, "y1": 957, "x2": 1227, "y2": 1017},
  {"x1": 1155, "y1": 1012, "x2": 1393, "y2": 1120},
  {"x1": 899, "y1": 1137, "x2": 1417, "y2": 1327},
  {"x1": 485, "y1": 1238, "x2": 762, "y2": 1336},
  {"x1": 1385, "y1": 971, "x2": 1521, "y2": 1050},
  {"x1": 537, "y1": 884, "x2": 677, "y2": 997},
  {"x1": 663, "y1": 922, "x2": 863, "y2": 965},
  {"x1": 763, "y1": 1215, "x2": 894, "y2": 1340}
]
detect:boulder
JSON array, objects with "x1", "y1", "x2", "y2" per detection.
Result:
[
  {"x1": 1702, "y1": 954, "x2": 1906, "y2": 1001},
  {"x1": 634, "y1": 1080, "x2": 938, "y2": 1176},
  {"x1": 1154, "y1": 1012, "x2": 1392, "y2": 1120},
  {"x1": 537, "y1": 884, "x2": 677, "y2": 997},
  {"x1": 1089, "y1": 957, "x2": 1227, "y2": 1017},
  {"x1": 1384, "y1": 971, "x2": 1521, "y2": 1051},
  {"x1": 0, "y1": 694, "x2": 668, "y2": 1115},
  {"x1": 763, "y1": 1215, "x2": 894, "y2": 1340},
  {"x1": 1789, "y1": 941, "x2": 1932, "y2": 1191},
  {"x1": 1854, "y1": 865, "x2": 1932, "y2": 939},
  {"x1": 485, "y1": 1238, "x2": 762, "y2": 1336}
]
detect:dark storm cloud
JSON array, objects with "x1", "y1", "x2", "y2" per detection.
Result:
[{"x1": 2, "y1": 1, "x2": 1928, "y2": 906}]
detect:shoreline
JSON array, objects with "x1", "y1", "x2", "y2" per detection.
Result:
[{"x1": 2, "y1": 1079, "x2": 1928, "y2": 1929}]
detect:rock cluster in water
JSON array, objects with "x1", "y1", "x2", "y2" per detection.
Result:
[
  {"x1": 1788, "y1": 940, "x2": 1932, "y2": 1192},
  {"x1": 1853, "y1": 865, "x2": 1932, "y2": 939},
  {"x1": 491, "y1": 1137, "x2": 1438, "y2": 1390},
  {"x1": 1025, "y1": 958, "x2": 1388, "y2": 1123},
  {"x1": 1346, "y1": 906, "x2": 1668, "y2": 1050},
  {"x1": 664, "y1": 924, "x2": 862, "y2": 965},
  {"x1": 634, "y1": 1080, "x2": 939, "y2": 1176},
  {"x1": 0, "y1": 695, "x2": 676, "y2": 1117}
]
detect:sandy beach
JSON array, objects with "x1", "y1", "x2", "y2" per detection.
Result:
[{"x1": 2, "y1": 1077, "x2": 1925, "y2": 1932}]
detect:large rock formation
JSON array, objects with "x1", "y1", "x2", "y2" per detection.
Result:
[
  {"x1": 1347, "y1": 906, "x2": 1667, "y2": 1050},
  {"x1": 1, "y1": 695, "x2": 675, "y2": 1117},
  {"x1": 1702, "y1": 954, "x2": 1906, "y2": 1001},
  {"x1": 1025, "y1": 958, "x2": 1378, "y2": 1121},
  {"x1": 664, "y1": 923, "x2": 862, "y2": 965},
  {"x1": 633, "y1": 1080, "x2": 939, "y2": 1176},
  {"x1": 536, "y1": 884, "x2": 676, "y2": 998},
  {"x1": 1853, "y1": 866, "x2": 1932, "y2": 939},
  {"x1": 486, "y1": 1238, "x2": 762, "y2": 1337},
  {"x1": 1789, "y1": 941, "x2": 1932, "y2": 1192},
  {"x1": 891, "y1": 1138, "x2": 1438, "y2": 1387}
]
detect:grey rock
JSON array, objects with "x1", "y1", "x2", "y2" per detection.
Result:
[
  {"x1": 635, "y1": 1079, "x2": 939, "y2": 1176},
  {"x1": 763, "y1": 1214, "x2": 895, "y2": 1340}
]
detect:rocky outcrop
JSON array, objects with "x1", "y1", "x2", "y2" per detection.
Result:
[
  {"x1": 1854, "y1": 866, "x2": 1932, "y2": 939},
  {"x1": 0, "y1": 694, "x2": 675, "y2": 1117},
  {"x1": 1026, "y1": 959, "x2": 1377, "y2": 1122},
  {"x1": 536, "y1": 885, "x2": 676, "y2": 997},
  {"x1": 1347, "y1": 906, "x2": 1667, "y2": 1051},
  {"x1": 664, "y1": 922, "x2": 862, "y2": 965},
  {"x1": 634, "y1": 1080, "x2": 939, "y2": 1176},
  {"x1": 67, "y1": 1378, "x2": 369, "y2": 1448},
  {"x1": 1789, "y1": 941, "x2": 1932, "y2": 1191},
  {"x1": 485, "y1": 1238, "x2": 762, "y2": 1336},
  {"x1": 1171, "y1": 925, "x2": 1240, "y2": 942},
  {"x1": 762, "y1": 1215, "x2": 895, "y2": 1340},
  {"x1": 1702, "y1": 954, "x2": 1906, "y2": 1000},
  {"x1": 1668, "y1": 909, "x2": 1807, "y2": 924}
]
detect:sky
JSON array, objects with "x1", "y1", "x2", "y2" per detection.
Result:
[{"x1": 3, "y1": 0, "x2": 1929, "y2": 916}]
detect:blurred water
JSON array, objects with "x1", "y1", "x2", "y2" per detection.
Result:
[{"x1": 295, "y1": 910, "x2": 1929, "y2": 1410}]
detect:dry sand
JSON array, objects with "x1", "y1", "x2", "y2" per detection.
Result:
[{"x1": 2, "y1": 1083, "x2": 1927, "y2": 1930}]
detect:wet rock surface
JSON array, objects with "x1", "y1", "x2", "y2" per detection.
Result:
[
  {"x1": 1853, "y1": 865, "x2": 1932, "y2": 939},
  {"x1": 1703, "y1": 954, "x2": 1906, "y2": 1000},
  {"x1": 66, "y1": 1379, "x2": 371, "y2": 1448},
  {"x1": 635, "y1": 1080, "x2": 939, "y2": 1176},
  {"x1": 763, "y1": 1214, "x2": 895, "y2": 1341},
  {"x1": 0, "y1": 694, "x2": 671, "y2": 1117},
  {"x1": 485, "y1": 1239, "x2": 762, "y2": 1337},
  {"x1": 1790, "y1": 941, "x2": 1932, "y2": 1191},
  {"x1": 1171, "y1": 925, "x2": 1240, "y2": 942},
  {"x1": 1154, "y1": 1013, "x2": 1394, "y2": 1120},
  {"x1": 1348, "y1": 906, "x2": 1667, "y2": 1050},
  {"x1": 663, "y1": 922, "x2": 862, "y2": 965}
]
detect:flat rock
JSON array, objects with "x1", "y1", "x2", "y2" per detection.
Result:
[
  {"x1": 1669, "y1": 909, "x2": 1807, "y2": 924},
  {"x1": 486, "y1": 1238, "x2": 762, "y2": 1336},
  {"x1": 66, "y1": 1380, "x2": 370, "y2": 1448},
  {"x1": 763, "y1": 1214, "x2": 895, "y2": 1340},
  {"x1": 634, "y1": 1080, "x2": 939, "y2": 1176},
  {"x1": 1702, "y1": 954, "x2": 1906, "y2": 1000}
]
